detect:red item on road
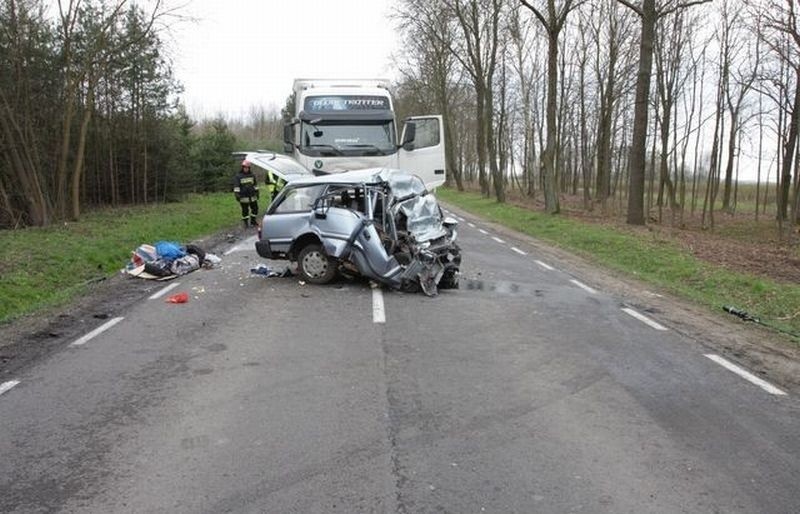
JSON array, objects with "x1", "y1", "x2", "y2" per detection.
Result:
[{"x1": 165, "y1": 292, "x2": 189, "y2": 304}]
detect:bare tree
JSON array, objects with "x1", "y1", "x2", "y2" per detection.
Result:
[
  {"x1": 520, "y1": 0, "x2": 581, "y2": 213},
  {"x1": 758, "y1": 0, "x2": 800, "y2": 226},
  {"x1": 614, "y1": 0, "x2": 711, "y2": 225}
]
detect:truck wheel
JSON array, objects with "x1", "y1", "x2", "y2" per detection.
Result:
[{"x1": 297, "y1": 244, "x2": 337, "y2": 284}]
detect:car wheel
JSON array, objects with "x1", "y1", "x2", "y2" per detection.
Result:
[{"x1": 297, "y1": 244, "x2": 337, "y2": 284}]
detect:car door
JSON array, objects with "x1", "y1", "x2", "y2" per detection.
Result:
[
  {"x1": 263, "y1": 185, "x2": 324, "y2": 253},
  {"x1": 398, "y1": 115, "x2": 446, "y2": 190}
]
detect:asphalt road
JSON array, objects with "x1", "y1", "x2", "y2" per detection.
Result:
[{"x1": 1, "y1": 208, "x2": 799, "y2": 513}]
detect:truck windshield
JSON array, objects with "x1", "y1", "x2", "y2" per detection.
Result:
[{"x1": 300, "y1": 121, "x2": 397, "y2": 157}]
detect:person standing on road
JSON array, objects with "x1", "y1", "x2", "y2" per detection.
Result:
[{"x1": 233, "y1": 160, "x2": 259, "y2": 228}]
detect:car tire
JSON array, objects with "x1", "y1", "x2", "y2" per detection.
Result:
[{"x1": 297, "y1": 244, "x2": 337, "y2": 284}]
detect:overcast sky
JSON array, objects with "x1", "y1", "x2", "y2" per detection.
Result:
[{"x1": 168, "y1": 0, "x2": 399, "y2": 119}]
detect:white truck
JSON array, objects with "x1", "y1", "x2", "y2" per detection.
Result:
[{"x1": 282, "y1": 78, "x2": 447, "y2": 189}]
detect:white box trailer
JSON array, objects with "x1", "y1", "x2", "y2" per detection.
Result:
[{"x1": 283, "y1": 78, "x2": 447, "y2": 189}]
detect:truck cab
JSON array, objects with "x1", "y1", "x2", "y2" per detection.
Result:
[{"x1": 283, "y1": 79, "x2": 446, "y2": 189}]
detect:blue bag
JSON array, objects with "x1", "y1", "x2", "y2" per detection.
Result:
[{"x1": 155, "y1": 241, "x2": 186, "y2": 262}]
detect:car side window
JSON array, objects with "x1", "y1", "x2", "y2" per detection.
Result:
[{"x1": 273, "y1": 185, "x2": 325, "y2": 213}]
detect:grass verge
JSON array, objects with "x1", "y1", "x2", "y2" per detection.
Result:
[
  {"x1": 0, "y1": 193, "x2": 240, "y2": 323},
  {"x1": 438, "y1": 188, "x2": 800, "y2": 342}
]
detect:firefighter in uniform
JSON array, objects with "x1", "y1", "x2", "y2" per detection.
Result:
[
  {"x1": 264, "y1": 169, "x2": 287, "y2": 201},
  {"x1": 233, "y1": 160, "x2": 259, "y2": 228}
]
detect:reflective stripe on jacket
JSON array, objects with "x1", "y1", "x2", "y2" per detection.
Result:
[{"x1": 234, "y1": 172, "x2": 259, "y2": 202}]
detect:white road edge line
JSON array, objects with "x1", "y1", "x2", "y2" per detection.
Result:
[
  {"x1": 478, "y1": 229, "x2": 489, "y2": 235},
  {"x1": 491, "y1": 236, "x2": 506, "y2": 244},
  {"x1": 535, "y1": 260, "x2": 555, "y2": 271},
  {"x1": 704, "y1": 354, "x2": 787, "y2": 396},
  {"x1": 511, "y1": 247, "x2": 527, "y2": 256},
  {"x1": 70, "y1": 317, "x2": 125, "y2": 347},
  {"x1": 621, "y1": 307, "x2": 668, "y2": 331},
  {"x1": 0, "y1": 380, "x2": 20, "y2": 397},
  {"x1": 467, "y1": 222, "x2": 476, "y2": 228},
  {"x1": 148, "y1": 282, "x2": 181, "y2": 300},
  {"x1": 570, "y1": 279, "x2": 597, "y2": 294},
  {"x1": 372, "y1": 287, "x2": 386, "y2": 324}
]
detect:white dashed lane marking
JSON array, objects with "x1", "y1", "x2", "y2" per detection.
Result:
[
  {"x1": 621, "y1": 307, "x2": 667, "y2": 331},
  {"x1": 704, "y1": 354, "x2": 787, "y2": 396},
  {"x1": 478, "y1": 229, "x2": 489, "y2": 235},
  {"x1": 372, "y1": 287, "x2": 386, "y2": 324},
  {"x1": 0, "y1": 380, "x2": 20, "y2": 397},
  {"x1": 535, "y1": 260, "x2": 555, "y2": 271},
  {"x1": 569, "y1": 279, "x2": 597, "y2": 294},
  {"x1": 511, "y1": 247, "x2": 527, "y2": 256},
  {"x1": 491, "y1": 236, "x2": 506, "y2": 244},
  {"x1": 148, "y1": 282, "x2": 181, "y2": 300},
  {"x1": 70, "y1": 317, "x2": 125, "y2": 347},
  {"x1": 468, "y1": 223, "x2": 476, "y2": 228}
]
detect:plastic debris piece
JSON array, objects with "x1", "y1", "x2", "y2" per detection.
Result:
[
  {"x1": 250, "y1": 264, "x2": 271, "y2": 276},
  {"x1": 204, "y1": 253, "x2": 222, "y2": 265},
  {"x1": 165, "y1": 292, "x2": 189, "y2": 304}
]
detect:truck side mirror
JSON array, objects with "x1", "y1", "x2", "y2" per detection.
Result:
[
  {"x1": 400, "y1": 122, "x2": 416, "y2": 151},
  {"x1": 283, "y1": 123, "x2": 294, "y2": 146}
]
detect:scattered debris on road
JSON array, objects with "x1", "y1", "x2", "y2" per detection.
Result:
[
  {"x1": 250, "y1": 264, "x2": 294, "y2": 278},
  {"x1": 123, "y1": 241, "x2": 218, "y2": 280},
  {"x1": 165, "y1": 292, "x2": 189, "y2": 304}
]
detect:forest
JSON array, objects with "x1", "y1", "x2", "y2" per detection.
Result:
[
  {"x1": 392, "y1": 0, "x2": 800, "y2": 238},
  {"x1": 0, "y1": 0, "x2": 277, "y2": 229},
  {"x1": 2, "y1": 0, "x2": 799, "y2": 245}
]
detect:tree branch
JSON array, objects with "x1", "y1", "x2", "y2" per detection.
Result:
[
  {"x1": 613, "y1": 0, "x2": 643, "y2": 17},
  {"x1": 519, "y1": 0, "x2": 553, "y2": 37},
  {"x1": 658, "y1": 0, "x2": 712, "y2": 18}
]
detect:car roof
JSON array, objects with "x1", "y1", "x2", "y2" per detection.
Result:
[
  {"x1": 233, "y1": 152, "x2": 313, "y2": 181},
  {"x1": 287, "y1": 168, "x2": 411, "y2": 187}
]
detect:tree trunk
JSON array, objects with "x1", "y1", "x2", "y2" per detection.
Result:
[
  {"x1": 626, "y1": 0, "x2": 656, "y2": 225},
  {"x1": 543, "y1": 28, "x2": 560, "y2": 213},
  {"x1": 721, "y1": 110, "x2": 738, "y2": 213},
  {"x1": 778, "y1": 75, "x2": 799, "y2": 221},
  {"x1": 70, "y1": 83, "x2": 94, "y2": 221}
]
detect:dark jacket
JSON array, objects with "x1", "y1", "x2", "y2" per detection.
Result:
[{"x1": 233, "y1": 171, "x2": 259, "y2": 202}]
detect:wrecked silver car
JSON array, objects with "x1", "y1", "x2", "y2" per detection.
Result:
[{"x1": 255, "y1": 168, "x2": 460, "y2": 295}]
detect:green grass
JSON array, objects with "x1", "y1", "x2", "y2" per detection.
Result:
[
  {"x1": 0, "y1": 193, "x2": 240, "y2": 323},
  {"x1": 438, "y1": 188, "x2": 800, "y2": 341}
]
